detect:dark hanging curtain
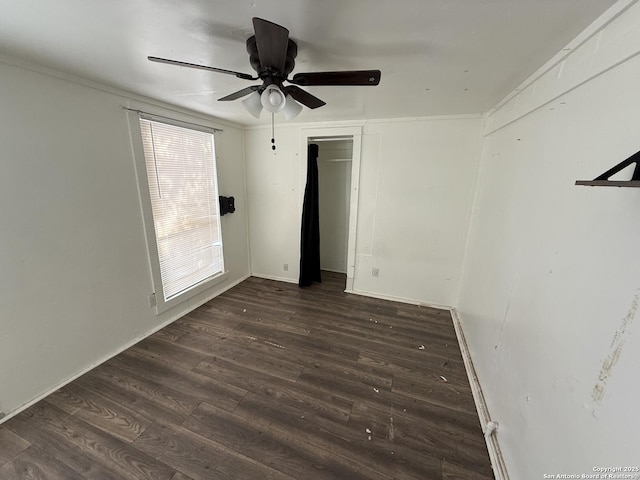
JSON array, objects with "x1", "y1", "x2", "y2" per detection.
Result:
[{"x1": 299, "y1": 143, "x2": 321, "y2": 287}]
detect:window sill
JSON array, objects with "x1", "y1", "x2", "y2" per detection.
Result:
[{"x1": 154, "y1": 270, "x2": 229, "y2": 314}]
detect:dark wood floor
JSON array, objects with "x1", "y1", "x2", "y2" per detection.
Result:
[{"x1": 0, "y1": 272, "x2": 493, "y2": 479}]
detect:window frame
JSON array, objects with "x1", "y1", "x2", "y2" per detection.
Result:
[{"x1": 128, "y1": 110, "x2": 228, "y2": 314}]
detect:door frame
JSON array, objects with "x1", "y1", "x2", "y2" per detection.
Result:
[{"x1": 300, "y1": 126, "x2": 362, "y2": 292}]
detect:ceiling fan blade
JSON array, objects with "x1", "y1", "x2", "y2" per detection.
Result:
[
  {"x1": 148, "y1": 56, "x2": 256, "y2": 81},
  {"x1": 290, "y1": 70, "x2": 381, "y2": 86},
  {"x1": 252, "y1": 17, "x2": 289, "y2": 73},
  {"x1": 218, "y1": 86, "x2": 260, "y2": 101},
  {"x1": 285, "y1": 86, "x2": 326, "y2": 109}
]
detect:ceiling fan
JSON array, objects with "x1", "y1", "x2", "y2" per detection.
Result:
[{"x1": 148, "y1": 17, "x2": 381, "y2": 120}]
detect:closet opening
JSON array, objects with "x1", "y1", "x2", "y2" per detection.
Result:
[{"x1": 300, "y1": 128, "x2": 361, "y2": 292}]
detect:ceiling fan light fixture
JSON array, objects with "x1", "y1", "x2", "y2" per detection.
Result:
[
  {"x1": 150, "y1": 18, "x2": 381, "y2": 122},
  {"x1": 261, "y1": 84, "x2": 286, "y2": 113},
  {"x1": 241, "y1": 90, "x2": 263, "y2": 118},
  {"x1": 282, "y1": 95, "x2": 303, "y2": 120}
]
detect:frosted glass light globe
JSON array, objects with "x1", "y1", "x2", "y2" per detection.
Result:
[
  {"x1": 269, "y1": 91, "x2": 282, "y2": 107},
  {"x1": 261, "y1": 85, "x2": 286, "y2": 113}
]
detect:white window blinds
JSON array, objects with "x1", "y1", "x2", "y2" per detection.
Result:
[{"x1": 139, "y1": 117, "x2": 224, "y2": 301}]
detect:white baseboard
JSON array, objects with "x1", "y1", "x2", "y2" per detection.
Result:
[
  {"x1": 251, "y1": 273, "x2": 298, "y2": 284},
  {"x1": 345, "y1": 288, "x2": 450, "y2": 310},
  {"x1": 321, "y1": 268, "x2": 347, "y2": 274},
  {"x1": 0, "y1": 273, "x2": 250, "y2": 425},
  {"x1": 450, "y1": 308, "x2": 509, "y2": 480}
]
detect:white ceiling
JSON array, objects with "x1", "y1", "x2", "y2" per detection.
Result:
[{"x1": 0, "y1": 0, "x2": 620, "y2": 126}]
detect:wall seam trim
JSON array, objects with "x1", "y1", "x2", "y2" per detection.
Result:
[
  {"x1": 487, "y1": 0, "x2": 639, "y2": 117},
  {"x1": 454, "y1": 116, "x2": 487, "y2": 306},
  {"x1": 242, "y1": 113, "x2": 484, "y2": 131},
  {"x1": 450, "y1": 308, "x2": 510, "y2": 480},
  {"x1": 484, "y1": 47, "x2": 640, "y2": 136}
]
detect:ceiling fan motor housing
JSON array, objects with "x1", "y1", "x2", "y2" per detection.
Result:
[{"x1": 246, "y1": 35, "x2": 298, "y2": 84}]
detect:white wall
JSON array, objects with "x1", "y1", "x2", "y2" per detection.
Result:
[
  {"x1": 245, "y1": 116, "x2": 482, "y2": 306},
  {"x1": 244, "y1": 125, "x2": 301, "y2": 282},
  {"x1": 457, "y1": 1, "x2": 640, "y2": 476},
  {"x1": 0, "y1": 58, "x2": 250, "y2": 419},
  {"x1": 354, "y1": 119, "x2": 482, "y2": 306}
]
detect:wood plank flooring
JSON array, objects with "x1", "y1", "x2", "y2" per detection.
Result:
[{"x1": 0, "y1": 272, "x2": 493, "y2": 479}]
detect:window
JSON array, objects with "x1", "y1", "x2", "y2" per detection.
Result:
[{"x1": 136, "y1": 115, "x2": 225, "y2": 309}]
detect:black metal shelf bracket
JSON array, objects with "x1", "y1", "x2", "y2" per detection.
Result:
[{"x1": 576, "y1": 150, "x2": 640, "y2": 187}]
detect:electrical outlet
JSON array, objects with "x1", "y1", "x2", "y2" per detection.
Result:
[
  {"x1": 283, "y1": 263, "x2": 289, "y2": 271},
  {"x1": 372, "y1": 267, "x2": 379, "y2": 277},
  {"x1": 148, "y1": 293, "x2": 157, "y2": 308}
]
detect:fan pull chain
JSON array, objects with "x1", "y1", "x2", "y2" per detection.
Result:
[{"x1": 271, "y1": 112, "x2": 276, "y2": 151}]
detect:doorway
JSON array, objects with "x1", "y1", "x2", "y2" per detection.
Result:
[{"x1": 301, "y1": 127, "x2": 362, "y2": 291}]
